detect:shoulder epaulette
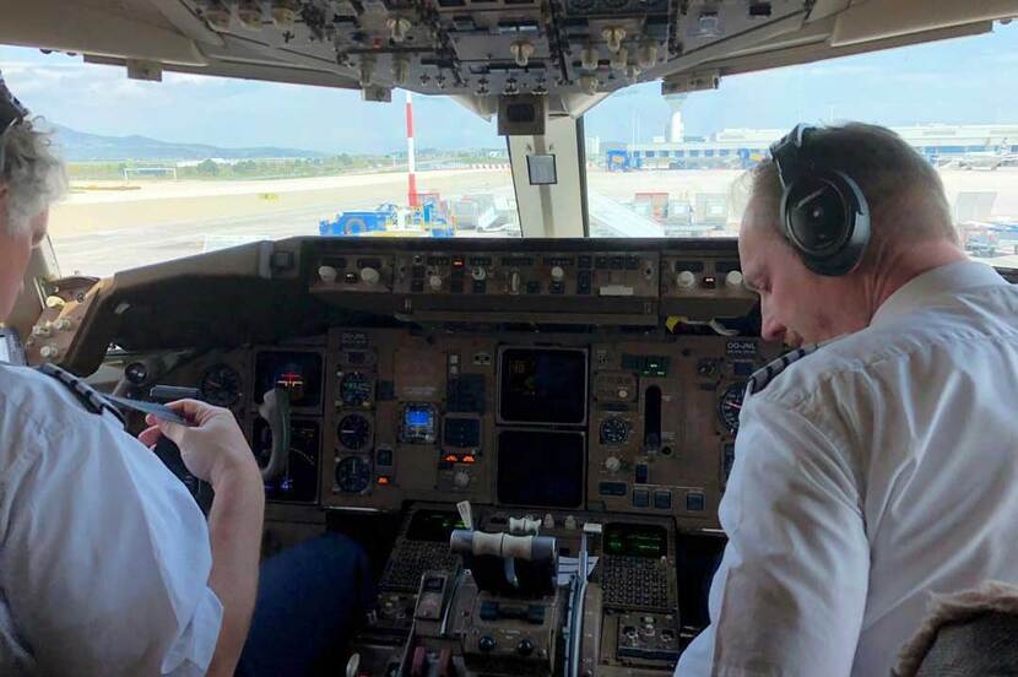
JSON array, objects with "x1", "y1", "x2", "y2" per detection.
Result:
[
  {"x1": 35, "y1": 363, "x2": 126, "y2": 427},
  {"x1": 747, "y1": 343, "x2": 822, "y2": 395}
]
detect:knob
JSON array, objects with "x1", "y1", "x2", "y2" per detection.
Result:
[
  {"x1": 54, "y1": 318, "x2": 74, "y2": 331},
  {"x1": 509, "y1": 271, "x2": 521, "y2": 294},
  {"x1": 676, "y1": 270, "x2": 697, "y2": 289},
  {"x1": 454, "y1": 471, "x2": 471, "y2": 489},
  {"x1": 429, "y1": 275, "x2": 443, "y2": 291},
  {"x1": 360, "y1": 267, "x2": 380, "y2": 285},
  {"x1": 472, "y1": 266, "x2": 487, "y2": 281},
  {"x1": 319, "y1": 265, "x2": 338, "y2": 283},
  {"x1": 726, "y1": 270, "x2": 745, "y2": 288},
  {"x1": 564, "y1": 515, "x2": 577, "y2": 530},
  {"x1": 32, "y1": 324, "x2": 52, "y2": 338},
  {"x1": 543, "y1": 513, "x2": 555, "y2": 529},
  {"x1": 550, "y1": 265, "x2": 565, "y2": 283},
  {"x1": 516, "y1": 638, "x2": 534, "y2": 656},
  {"x1": 45, "y1": 295, "x2": 66, "y2": 309},
  {"x1": 479, "y1": 636, "x2": 497, "y2": 653},
  {"x1": 617, "y1": 388, "x2": 629, "y2": 399},
  {"x1": 605, "y1": 456, "x2": 622, "y2": 473},
  {"x1": 40, "y1": 345, "x2": 60, "y2": 359}
]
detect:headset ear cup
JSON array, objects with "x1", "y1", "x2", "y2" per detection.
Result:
[{"x1": 781, "y1": 170, "x2": 871, "y2": 276}]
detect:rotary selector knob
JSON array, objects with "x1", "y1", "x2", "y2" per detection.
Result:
[
  {"x1": 54, "y1": 318, "x2": 74, "y2": 331},
  {"x1": 550, "y1": 265, "x2": 565, "y2": 283},
  {"x1": 429, "y1": 275, "x2": 443, "y2": 291},
  {"x1": 472, "y1": 267, "x2": 487, "y2": 281},
  {"x1": 605, "y1": 456, "x2": 622, "y2": 473},
  {"x1": 40, "y1": 345, "x2": 60, "y2": 359},
  {"x1": 318, "y1": 266, "x2": 338, "y2": 283},
  {"x1": 676, "y1": 270, "x2": 697, "y2": 289},
  {"x1": 517, "y1": 639, "x2": 535, "y2": 656},
  {"x1": 479, "y1": 636, "x2": 497, "y2": 653},
  {"x1": 726, "y1": 270, "x2": 745, "y2": 288},
  {"x1": 454, "y1": 471, "x2": 471, "y2": 489},
  {"x1": 32, "y1": 324, "x2": 52, "y2": 338},
  {"x1": 360, "y1": 267, "x2": 380, "y2": 285}
]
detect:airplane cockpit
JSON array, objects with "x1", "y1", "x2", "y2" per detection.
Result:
[{"x1": 2, "y1": 2, "x2": 1017, "y2": 675}]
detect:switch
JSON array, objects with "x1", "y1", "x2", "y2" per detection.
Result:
[
  {"x1": 510, "y1": 271, "x2": 521, "y2": 294},
  {"x1": 360, "y1": 267, "x2": 381, "y2": 285},
  {"x1": 633, "y1": 489, "x2": 650, "y2": 508},
  {"x1": 517, "y1": 638, "x2": 535, "y2": 656},
  {"x1": 634, "y1": 464, "x2": 649, "y2": 484},
  {"x1": 725, "y1": 270, "x2": 744, "y2": 289},
  {"x1": 676, "y1": 271, "x2": 697, "y2": 289},
  {"x1": 318, "y1": 266, "x2": 338, "y2": 283},
  {"x1": 654, "y1": 490, "x2": 672, "y2": 509},
  {"x1": 429, "y1": 275, "x2": 443, "y2": 291},
  {"x1": 564, "y1": 515, "x2": 577, "y2": 530},
  {"x1": 686, "y1": 491, "x2": 706, "y2": 511},
  {"x1": 479, "y1": 636, "x2": 497, "y2": 653}
]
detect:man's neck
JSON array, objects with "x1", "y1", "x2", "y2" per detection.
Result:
[{"x1": 864, "y1": 240, "x2": 967, "y2": 320}]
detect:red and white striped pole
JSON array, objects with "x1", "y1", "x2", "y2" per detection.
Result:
[{"x1": 405, "y1": 90, "x2": 419, "y2": 208}]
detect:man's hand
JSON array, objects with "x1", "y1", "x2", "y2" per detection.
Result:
[{"x1": 139, "y1": 399, "x2": 258, "y2": 487}]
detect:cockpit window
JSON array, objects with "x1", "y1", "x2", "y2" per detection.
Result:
[
  {"x1": 0, "y1": 47, "x2": 520, "y2": 278},
  {"x1": 583, "y1": 21, "x2": 1018, "y2": 259},
  {"x1": 2, "y1": 19, "x2": 1018, "y2": 276}
]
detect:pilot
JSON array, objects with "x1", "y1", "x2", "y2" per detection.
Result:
[
  {"x1": 0, "y1": 77, "x2": 369, "y2": 675},
  {"x1": 677, "y1": 122, "x2": 1018, "y2": 676}
]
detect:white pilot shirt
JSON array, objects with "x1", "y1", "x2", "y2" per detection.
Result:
[
  {"x1": 0, "y1": 365, "x2": 222, "y2": 674},
  {"x1": 677, "y1": 261, "x2": 1018, "y2": 676}
]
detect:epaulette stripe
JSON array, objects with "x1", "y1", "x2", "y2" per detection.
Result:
[
  {"x1": 747, "y1": 343, "x2": 822, "y2": 395},
  {"x1": 36, "y1": 363, "x2": 127, "y2": 427}
]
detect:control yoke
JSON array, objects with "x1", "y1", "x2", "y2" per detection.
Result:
[{"x1": 258, "y1": 387, "x2": 291, "y2": 481}]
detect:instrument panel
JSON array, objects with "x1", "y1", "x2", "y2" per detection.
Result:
[
  {"x1": 152, "y1": 326, "x2": 777, "y2": 531},
  {"x1": 54, "y1": 239, "x2": 776, "y2": 530}
]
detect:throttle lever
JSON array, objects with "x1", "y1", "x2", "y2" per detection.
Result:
[{"x1": 258, "y1": 387, "x2": 291, "y2": 481}]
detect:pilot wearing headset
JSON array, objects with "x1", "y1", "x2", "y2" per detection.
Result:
[
  {"x1": 0, "y1": 77, "x2": 368, "y2": 675},
  {"x1": 677, "y1": 123, "x2": 1018, "y2": 675}
]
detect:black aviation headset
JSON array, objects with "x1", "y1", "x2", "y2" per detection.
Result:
[{"x1": 769, "y1": 123, "x2": 871, "y2": 276}]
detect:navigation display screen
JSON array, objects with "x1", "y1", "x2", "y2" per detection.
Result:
[
  {"x1": 497, "y1": 429, "x2": 584, "y2": 507},
  {"x1": 407, "y1": 510, "x2": 468, "y2": 542},
  {"x1": 498, "y1": 347, "x2": 587, "y2": 425},
  {"x1": 603, "y1": 523, "x2": 668, "y2": 558}
]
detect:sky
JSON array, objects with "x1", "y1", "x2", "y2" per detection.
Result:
[{"x1": 0, "y1": 19, "x2": 1015, "y2": 155}]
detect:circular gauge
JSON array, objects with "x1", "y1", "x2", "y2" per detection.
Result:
[
  {"x1": 718, "y1": 382, "x2": 746, "y2": 434},
  {"x1": 599, "y1": 417, "x2": 629, "y2": 445},
  {"x1": 200, "y1": 364, "x2": 242, "y2": 407},
  {"x1": 335, "y1": 456, "x2": 371, "y2": 493},
  {"x1": 337, "y1": 414, "x2": 371, "y2": 450},
  {"x1": 340, "y1": 372, "x2": 373, "y2": 407}
]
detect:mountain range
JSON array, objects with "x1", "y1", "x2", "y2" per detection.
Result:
[{"x1": 51, "y1": 124, "x2": 329, "y2": 162}]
